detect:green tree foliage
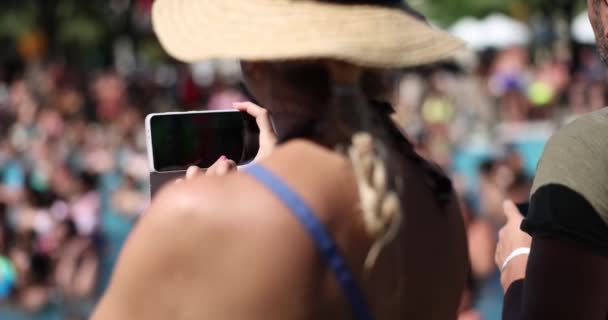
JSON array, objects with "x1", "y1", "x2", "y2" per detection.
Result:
[{"x1": 412, "y1": 0, "x2": 587, "y2": 26}]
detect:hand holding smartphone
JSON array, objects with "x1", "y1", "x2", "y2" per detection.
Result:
[{"x1": 145, "y1": 109, "x2": 261, "y2": 196}]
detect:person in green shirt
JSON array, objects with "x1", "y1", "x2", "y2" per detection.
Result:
[{"x1": 495, "y1": 1, "x2": 608, "y2": 318}]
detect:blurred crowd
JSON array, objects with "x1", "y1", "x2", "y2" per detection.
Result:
[
  {"x1": 0, "y1": 63, "x2": 144, "y2": 319},
  {"x1": 0, "y1": 41, "x2": 606, "y2": 319},
  {"x1": 0, "y1": 51, "x2": 250, "y2": 318}
]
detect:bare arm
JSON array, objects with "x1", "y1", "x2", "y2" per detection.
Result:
[
  {"x1": 91, "y1": 184, "x2": 228, "y2": 320},
  {"x1": 91, "y1": 173, "x2": 321, "y2": 320},
  {"x1": 502, "y1": 237, "x2": 608, "y2": 320}
]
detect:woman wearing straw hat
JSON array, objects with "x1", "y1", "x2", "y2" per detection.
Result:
[{"x1": 93, "y1": 1, "x2": 468, "y2": 319}]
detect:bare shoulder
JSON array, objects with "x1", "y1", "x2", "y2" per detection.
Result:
[
  {"x1": 258, "y1": 139, "x2": 360, "y2": 220},
  {"x1": 130, "y1": 138, "x2": 350, "y2": 257},
  {"x1": 92, "y1": 180, "x2": 240, "y2": 319},
  {"x1": 93, "y1": 156, "x2": 329, "y2": 319}
]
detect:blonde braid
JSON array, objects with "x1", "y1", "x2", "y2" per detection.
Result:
[
  {"x1": 348, "y1": 132, "x2": 403, "y2": 272},
  {"x1": 326, "y1": 61, "x2": 403, "y2": 272}
]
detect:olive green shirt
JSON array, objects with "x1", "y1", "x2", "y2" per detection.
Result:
[{"x1": 522, "y1": 108, "x2": 608, "y2": 255}]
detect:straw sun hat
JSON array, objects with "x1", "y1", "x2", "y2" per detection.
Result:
[{"x1": 152, "y1": 0, "x2": 465, "y2": 68}]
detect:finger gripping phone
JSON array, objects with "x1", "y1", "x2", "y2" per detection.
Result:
[{"x1": 145, "y1": 110, "x2": 259, "y2": 196}]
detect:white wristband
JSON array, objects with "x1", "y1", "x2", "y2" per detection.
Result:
[{"x1": 501, "y1": 247, "x2": 531, "y2": 271}]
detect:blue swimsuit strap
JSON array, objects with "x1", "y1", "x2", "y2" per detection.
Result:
[{"x1": 244, "y1": 164, "x2": 373, "y2": 320}]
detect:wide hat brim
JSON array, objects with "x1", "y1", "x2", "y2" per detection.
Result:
[{"x1": 152, "y1": 0, "x2": 465, "y2": 68}]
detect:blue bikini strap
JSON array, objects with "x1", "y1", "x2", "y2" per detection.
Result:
[{"x1": 244, "y1": 164, "x2": 373, "y2": 320}]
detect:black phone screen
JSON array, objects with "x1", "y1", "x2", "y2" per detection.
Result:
[{"x1": 150, "y1": 111, "x2": 259, "y2": 172}]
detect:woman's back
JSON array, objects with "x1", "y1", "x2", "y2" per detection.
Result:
[
  {"x1": 92, "y1": 140, "x2": 467, "y2": 320},
  {"x1": 257, "y1": 140, "x2": 468, "y2": 319}
]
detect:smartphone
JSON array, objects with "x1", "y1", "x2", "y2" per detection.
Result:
[{"x1": 145, "y1": 110, "x2": 259, "y2": 195}]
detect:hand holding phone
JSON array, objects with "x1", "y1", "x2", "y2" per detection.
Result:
[
  {"x1": 146, "y1": 102, "x2": 276, "y2": 196},
  {"x1": 233, "y1": 101, "x2": 277, "y2": 161},
  {"x1": 146, "y1": 109, "x2": 259, "y2": 173}
]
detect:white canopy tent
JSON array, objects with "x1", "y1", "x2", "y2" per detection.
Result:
[
  {"x1": 449, "y1": 14, "x2": 531, "y2": 50},
  {"x1": 449, "y1": 17, "x2": 487, "y2": 50},
  {"x1": 572, "y1": 11, "x2": 596, "y2": 44}
]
